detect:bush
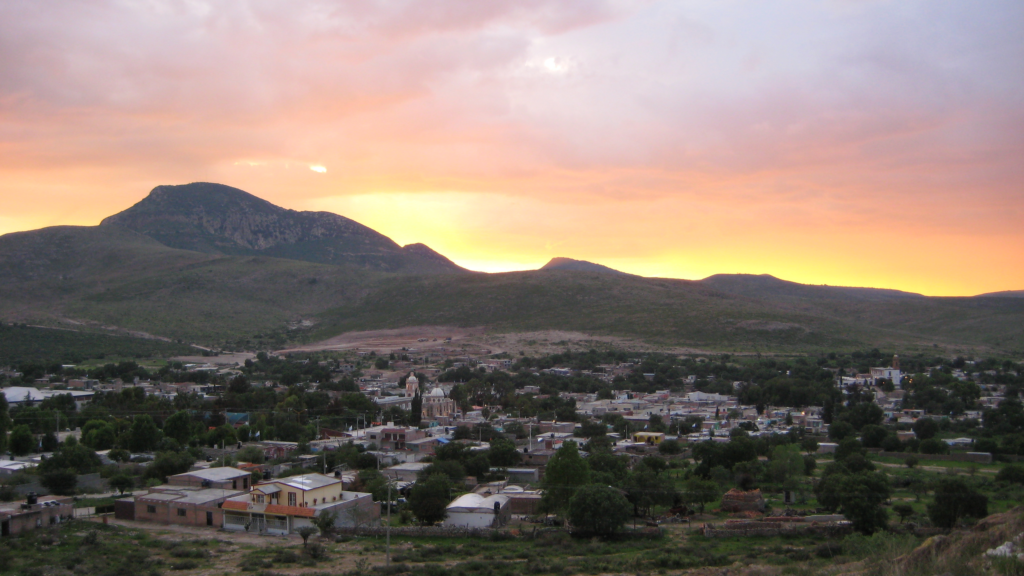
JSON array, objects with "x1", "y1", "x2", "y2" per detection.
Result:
[
  {"x1": 568, "y1": 484, "x2": 631, "y2": 536},
  {"x1": 815, "y1": 542, "x2": 843, "y2": 558},
  {"x1": 997, "y1": 464, "x2": 1024, "y2": 484},
  {"x1": 919, "y1": 438, "x2": 950, "y2": 455}
]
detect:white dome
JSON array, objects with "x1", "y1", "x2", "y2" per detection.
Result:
[
  {"x1": 407, "y1": 374, "x2": 419, "y2": 383},
  {"x1": 429, "y1": 387, "x2": 445, "y2": 397}
]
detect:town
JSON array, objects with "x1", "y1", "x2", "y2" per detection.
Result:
[{"x1": 0, "y1": 342, "x2": 1022, "y2": 574}]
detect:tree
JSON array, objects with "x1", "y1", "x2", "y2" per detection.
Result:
[
  {"x1": 912, "y1": 418, "x2": 938, "y2": 440},
  {"x1": 769, "y1": 444, "x2": 805, "y2": 484},
  {"x1": 162, "y1": 411, "x2": 192, "y2": 445},
  {"x1": 682, "y1": 477, "x2": 719, "y2": 514},
  {"x1": 109, "y1": 474, "x2": 134, "y2": 495},
  {"x1": 568, "y1": 485, "x2": 631, "y2": 536},
  {"x1": 800, "y1": 437, "x2": 819, "y2": 455},
  {"x1": 928, "y1": 478, "x2": 988, "y2": 528},
  {"x1": 919, "y1": 438, "x2": 950, "y2": 455},
  {"x1": 828, "y1": 421, "x2": 855, "y2": 441},
  {"x1": 237, "y1": 446, "x2": 266, "y2": 464},
  {"x1": 892, "y1": 503, "x2": 914, "y2": 524},
  {"x1": 541, "y1": 441, "x2": 591, "y2": 515},
  {"x1": 419, "y1": 460, "x2": 465, "y2": 484},
  {"x1": 127, "y1": 415, "x2": 161, "y2": 452},
  {"x1": 296, "y1": 526, "x2": 318, "y2": 547},
  {"x1": 312, "y1": 510, "x2": 338, "y2": 538},
  {"x1": 905, "y1": 456, "x2": 919, "y2": 469},
  {"x1": 9, "y1": 425, "x2": 34, "y2": 456},
  {"x1": 814, "y1": 469, "x2": 891, "y2": 534},
  {"x1": 41, "y1": 468, "x2": 78, "y2": 495},
  {"x1": 408, "y1": 474, "x2": 451, "y2": 525},
  {"x1": 658, "y1": 439, "x2": 682, "y2": 455},
  {"x1": 622, "y1": 464, "x2": 675, "y2": 517},
  {"x1": 860, "y1": 425, "x2": 889, "y2": 448},
  {"x1": 144, "y1": 451, "x2": 196, "y2": 482},
  {"x1": 834, "y1": 438, "x2": 866, "y2": 462},
  {"x1": 41, "y1": 431, "x2": 59, "y2": 452},
  {"x1": 228, "y1": 375, "x2": 251, "y2": 394},
  {"x1": 996, "y1": 464, "x2": 1024, "y2": 484},
  {"x1": 0, "y1": 393, "x2": 10, "y2": 454},
  {"x1": 488, "y1": 437, "x2": 520, "y2": 467}
]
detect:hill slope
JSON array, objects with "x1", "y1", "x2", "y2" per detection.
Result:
[
  {"x1": 100, "y1": 182, "x2": 465, "y2": 274},
  {"x1": 540, "y1": 257, "x2": 630, "y2": 275},
  {"x1": 0, "y1": 184, "x2": 1021, "y2": 352}
]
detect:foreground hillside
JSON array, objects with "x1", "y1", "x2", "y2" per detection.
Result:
[{"x1": 0, "y1": 183, "x2": 1021, "y2": 351}]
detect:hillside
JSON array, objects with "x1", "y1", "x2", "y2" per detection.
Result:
[
  {"x1": 100, "y1": 182, "x2": 465, "y2": 274},
  {"x1": 540, "y1": 257, "x2": 630, "y2": 275},
  {"x1": 0, "y1": 183, "x2": 1021, "y2": 352}
]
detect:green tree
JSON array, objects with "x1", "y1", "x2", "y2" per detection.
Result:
[
  {"x1": 996, "y1": 464, "x2": 1024, "y2": 484},
  {"x1": 109, "y1": 474, "x2": 134, "y2": 495},
  {"x1": 622, "y1": 462, "x2": 675, "y2": 516},
  {"x1": 236, "y1": 446, "x2": 266, "y2": 464},
  {"x1": 828, "y1": 421, "x2": 855, "y2": 441},
  {"x1": 658, "y1": 439, "x2": 682, "y2": 455},
  {"x1": 568, "y1": 484, "x2": 631, "y2": 535},
  {"x1": 769, "y1": 444, "x2": 805, "y2": 484},
  {"x1": 408, "y1": 474, "x2": 452, "y2": 525},
  {"x1": 40, "y1": 468, "x2": 78, "y2": 495},
  {"x1": 162, "y1": 411, "x2": 192, "y2": 445},
  {"x1": 927, "y1": 478, "x2": 988, "y2": 528},
  {"x1": 919, "y1": 438, "x2": 950, "y2": 455},
  {"x1": 912, "y1": 418, "x2": 938, "y2": 440},
  {"x1": 860, "y1": 425, "x2": 889, "y2": 448},
  {"x1": 488, "y1": 437, "x2": 520, "y2": 467},
  {"x1": 127, "y1": 415, "x2": 161, "y2": 452},
  {"x1": 800, "y1": 437, "x2": 819, "y2": 455},
  {"x1": 296, "y1": 526, "x2": 318, "y2": 547},
  {"x1": 419, "y1": 460, "x2": 465, "y2": 484},
  {"x1": 814, "y1": 469, "x2": 891, "y2": 534},
  {"x1": 0, "y1": 393, "x2": 10, "y2": 454},
  {"x1": 144, "y1": 451, "x2": 196, "y2": 482},
  {"x1": 541, "y1": 441, "x2": 591, "y2": 515},
  {"x1": 892, "y1": 503, "x2": 914, "y2": 524},
  {"x1": 682, "y1": 477, "x2": 719, "y2": 513},
  {"x1": 228, "y1": 375, "x2": 251, "y2": 394},
  {"x1": 312, "y1": 509, "x2": 338, "y2": 537},
  {"x1": 9, "y1": 425, "x2": 34, "y2": 456}
]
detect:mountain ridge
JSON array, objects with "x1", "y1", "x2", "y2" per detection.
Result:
[
  {"x1": 540, "y1": 257, "x2": 630, "y2": 275},
  {"x1": 100, "y1": 182, "x2": 466, "y2": 274}
]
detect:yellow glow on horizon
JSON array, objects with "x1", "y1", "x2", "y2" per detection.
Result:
[{"x1": 309, "y1": 165, "x2": 327, "y2": 174}]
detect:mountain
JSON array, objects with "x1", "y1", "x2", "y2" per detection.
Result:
[
  {"x1": 1, "y1": 182, "x2": 1022, "y2": 352},
  {"x1": 100, "y1": 182, "x2": 465, "y2": 274},
  {"x1": 700, "y1": 274, "x2": 924, "y2": 302},
  {"x1": 540, "y1": 257, "x2": 630, "y2": 275},
  {"x1": 976, "y1": 290, "x2": 1024, "y2": 298}
]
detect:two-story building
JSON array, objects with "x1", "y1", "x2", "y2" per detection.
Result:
[{"x1": 221, "y1": 473, "x2": 378, "y2": 534}]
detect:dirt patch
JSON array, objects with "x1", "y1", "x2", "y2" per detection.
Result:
[
  {"x1": 171, "y1": 352, "x2": 256, "y2": 365},
  {"x1": 277, "y1": 326, "x2": 488, "y2": 355}
]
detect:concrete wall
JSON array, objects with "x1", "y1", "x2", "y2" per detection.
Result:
[
  {"x1": 134, "y1": 499, "x2": 223, "y2": 527},
  {"x1": 879, "y1": 451, "x2": 992, "y2": 464}
]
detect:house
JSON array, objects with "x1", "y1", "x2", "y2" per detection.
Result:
[
  {"x1": 442, "y1": 493, "x2": 511, "y2": 528},
  {"x1": 0, "y1": 495, "x2": 73, "y2": 536},
  {"x1": 131, "y1": 486, "x2": 244, "y2": 527},
  {"x1": 168, "y1": 467, "x2": 252, "y2": 491},
  {"x1": 632, "y1": 432, "x2": 665, "y2": 446},
  {"x1": 383, "y1": 462, "x2": 431, "y2": 482},
  {"x1": 221, "y1": 473, "x2": 378, "y2": 535}
]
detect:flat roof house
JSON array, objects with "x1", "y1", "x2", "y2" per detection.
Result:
[
  {"x1": 221, "y1": 473, "x2": 378, "y2": 535},
  {"x1": 169, "y1": 467, "x2": 252, "y2": 491}
]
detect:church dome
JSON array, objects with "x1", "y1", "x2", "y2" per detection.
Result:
[{"x1": 429, "y1": 387, "x2": 445, "y2": 397}]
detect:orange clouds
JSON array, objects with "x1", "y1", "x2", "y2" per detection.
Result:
[{"x1": 0, "y1": 1, "x2": 1022, "y2": 295}]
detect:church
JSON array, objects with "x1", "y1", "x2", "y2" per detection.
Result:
[{"x1": 405, "y1": 373, "x2": 456, "y2": 421}]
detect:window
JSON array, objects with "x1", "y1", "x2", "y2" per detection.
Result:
[
  {"x1": 177, "y1": 509, "x2": 186, "y2": 517},
  {"x1": 313, "y1": 499, "x2": 317, "y2": 505},
  {"x1": 254, "y1": 494, "x2": 265, "y2": 504},
  {"x1": 288, "y1": 493, "x2": 296, "y2": 506},
  {"x1": 147, "y1": 505, "x2": 156, "y2": 514}
]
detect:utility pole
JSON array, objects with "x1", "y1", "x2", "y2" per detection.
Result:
[{"x1": 386, "y1": 480, "x2": 392, "y2": 567}]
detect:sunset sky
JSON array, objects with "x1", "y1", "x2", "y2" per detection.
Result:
[{"x1": 1, "y1": 1, "x2": 1022, "y2": 296}]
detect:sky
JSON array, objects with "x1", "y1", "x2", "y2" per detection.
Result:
[{"x1": 1, "y1": 1, "x2": 1022, "y2": 296}]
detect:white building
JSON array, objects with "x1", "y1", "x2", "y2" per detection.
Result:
[{"x1": 442, "y1": 493, "x2": 511, "y2": 528}]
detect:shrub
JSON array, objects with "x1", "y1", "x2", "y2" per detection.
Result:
[
  {"x1": 996, "y1": 464, "x2": 1024, "y2": 484},
  {"x1": 919, "y1": 438, "x2": 950, "y2": 455},
  {"x1": 815, "y1": 542, "x2": 843, "y2": 558}
]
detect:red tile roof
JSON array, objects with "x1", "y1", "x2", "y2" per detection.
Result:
[
  {"x1": 265, "y1": 504, "x2": 316, "y2": 518},
  {"x1": 222, "y1": 500, "x2": 249, "y2": 511}
]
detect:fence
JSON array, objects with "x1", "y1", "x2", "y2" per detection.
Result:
[
  {"x1": 334, "y1": 525, "x2": 514, "y2": 539},
  {"x1": 704, "y1": 521, "x2": 853, "y2": 539},
  {"x1": 879, "y1": 451, "x2": 992, "y2": 464}
]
